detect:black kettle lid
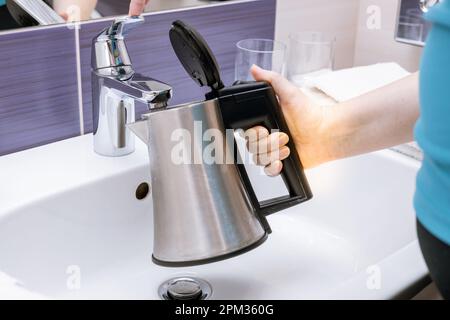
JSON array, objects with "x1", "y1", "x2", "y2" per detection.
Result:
[{"x1": 169, "y1": 20, "x2": 225, "y2": 92}]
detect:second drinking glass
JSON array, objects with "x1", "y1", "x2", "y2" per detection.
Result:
[{"x1": 287, "y1": 32, "x2": 335, "y2": 87}]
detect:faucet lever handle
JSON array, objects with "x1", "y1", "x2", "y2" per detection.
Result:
[
  {"x1": 107, "y1": 16, "x2": 145, "y2": 39},
  {"x1": 92, "y1": 16, "x2": 145, "y2": 72}
]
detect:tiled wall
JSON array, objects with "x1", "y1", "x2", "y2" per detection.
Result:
[
  {"x1": 0, "y1": 25, "x2": 80, "y2": 156},
  {"x1": 354, "y1": 0, "x2": 422, "y2": 72},
  {"x1": 274, "y1": 0, "x2": 422, "y2": 72},
  {"x1": 0, "y1": 0, "x2": 276, "y2": 156},
  {"x1": 275, "y1": 0, "x2": 360, "y2": 70}
]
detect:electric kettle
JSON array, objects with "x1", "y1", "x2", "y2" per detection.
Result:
[{"x1": 128, "y1": 20, "x2": 313, "y2": 266}]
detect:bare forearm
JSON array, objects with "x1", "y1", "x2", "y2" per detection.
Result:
[
  {"x1": 325, "y1": 72, "x2": 420, "y2": 161},
  {"x1": 53, "y1": 0, "x2": 97, "y2": 20}
]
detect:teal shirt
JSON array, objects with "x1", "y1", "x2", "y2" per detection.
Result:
[
  {"x1": 0, "y1": 0, "x2": 5, "y2": 6},
  {"x1": 415, "y1": 0, "x2": 450, "y2": 245}
]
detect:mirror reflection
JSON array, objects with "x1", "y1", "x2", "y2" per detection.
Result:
[{"x1": 0, "y1": 0, "x2": 233, "y2": 31}]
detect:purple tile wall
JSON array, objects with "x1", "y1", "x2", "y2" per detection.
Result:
[
  {"x1": 79, "y1": 0, "x2": 276, "y2": 132},
  {"x1": 0, "y1": 27, "x2": 80, "y2": 156},
  {"x1": 0, "y1": 0, "x2": 276, "y2": 156}
]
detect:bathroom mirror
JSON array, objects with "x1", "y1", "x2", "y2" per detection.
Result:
[
  {"x1": 0, "y1": 0, "x2": 235, "y2": 32},
  {"x1": 395, "y1": 0, "x2": 439, "y2": 46}
]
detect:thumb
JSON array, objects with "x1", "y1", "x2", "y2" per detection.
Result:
[{"x1": 250, "y1": 65, "x2": 299, "y2": 104}]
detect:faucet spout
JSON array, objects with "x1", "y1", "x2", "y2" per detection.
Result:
[
  {"x1": 98, "y1": 73, "x2": 172, "y2": 109},
  {"x1": 91, "y1": 16, "x2": 172, "y2": 157}
]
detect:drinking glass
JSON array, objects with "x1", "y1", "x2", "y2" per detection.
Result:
[
  {"x1": 287, "y1": 32, "x2": 335, "y2": 87},
  {"x1": 235, "y1": 39, "x2": 287, "y2": 82}
]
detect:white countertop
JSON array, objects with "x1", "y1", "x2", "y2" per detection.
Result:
[{"x1": 0, "y1": 135, "x2": 149, "y2": 219}]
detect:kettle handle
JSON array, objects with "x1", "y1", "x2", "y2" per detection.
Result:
[{"x1": 217, "y1": 81, "x2": 313, "y2": 217}]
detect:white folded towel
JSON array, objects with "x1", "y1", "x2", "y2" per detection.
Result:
[
  {"x1": 307, "y1": 63, "x2": 410, "y2": 102},
  {"x1": 299, "y1": 62, "x2": 421, "y2": 160}
]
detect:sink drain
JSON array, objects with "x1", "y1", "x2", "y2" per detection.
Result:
[{"x1": 159, "y1": 277, "x2": 212, "y2": 300}]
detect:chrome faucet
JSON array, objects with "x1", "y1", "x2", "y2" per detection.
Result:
[{"x1": 91, "y1": 16, "x2": 172, "y2": 157}]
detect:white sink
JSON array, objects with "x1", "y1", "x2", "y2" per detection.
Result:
[{"x1": 0, "y1": 135, "x2": 428, "y2": 299}]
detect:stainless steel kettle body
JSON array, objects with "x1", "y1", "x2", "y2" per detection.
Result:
[
  {"x1": 129, "y1": 99, "x2": 268, "y2": 266},
  {"x1": 128, "y1": 20, "x2": 312, "y2": 267}
]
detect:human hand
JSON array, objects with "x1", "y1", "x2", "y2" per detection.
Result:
[
  {"x1": 129, "y1": 0, "x2": 150, "y2": 16},
  {"x1": 53, "y1": 0, "x2": 98, "y2": 21},
  {"x1": 245, "y1": 65, "x2": 333, "y2": 176}
]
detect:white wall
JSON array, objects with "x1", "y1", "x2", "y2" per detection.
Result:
[
  {"x1": 275, "y1": 0, "x2": 423, "y2": 72},
  {"x1": 354, "y1": 0, "x2": 422, "y2": 72},
  {"x1": 275, "y1": 0, "x2": 360, "y2": 70}
]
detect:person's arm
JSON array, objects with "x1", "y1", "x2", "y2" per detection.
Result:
[
  {"x1": 246, "y1": 66, "x2": 420, "y2": 176},
  {"x1": 129, "y1": 0, "x2": 149, "y2": 16},
  {"x1": 54, "y1": 0, "x2": 150, "y2": 20},
  {"x1": 324, "y1": 71, "x2": 419, "y2": 161},
  {"x1": 53, "y1": 0, "x2": 98, "y2": 21}
]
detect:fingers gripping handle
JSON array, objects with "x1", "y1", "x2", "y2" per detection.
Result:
[{"x1": 218, "y1": 81, "x2": 313, "y2": 217}]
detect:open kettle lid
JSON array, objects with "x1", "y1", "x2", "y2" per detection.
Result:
[{"x1": 169, "y1": 20, "x2": 225, "y2": 92}]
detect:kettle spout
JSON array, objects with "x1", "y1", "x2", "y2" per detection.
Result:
[{"x1": 127, "y1": 120, "x2": 149, "y2": 145}]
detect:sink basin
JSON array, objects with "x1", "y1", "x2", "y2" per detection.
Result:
[{"x1": 0, "y1": 135, "x2": 428, "y2": 299}]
